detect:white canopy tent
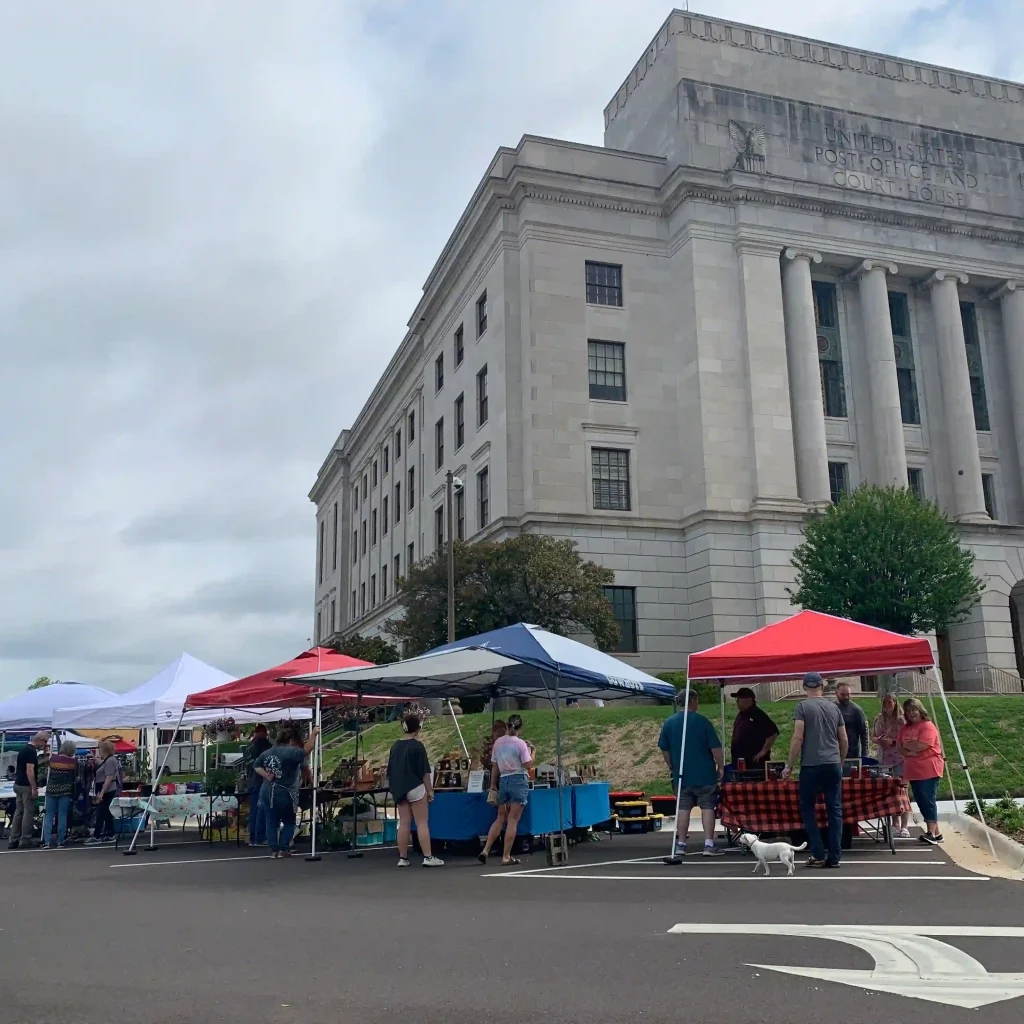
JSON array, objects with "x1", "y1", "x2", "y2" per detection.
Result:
[
  {"x1": 52, "y1": 653, "x2": 311, "y2": 855},
  {"x1": 0, "y1": 682, "x2": 117, "y2": 733}
]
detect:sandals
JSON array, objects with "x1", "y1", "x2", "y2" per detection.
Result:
[
  {"x1": 477, "y1": 851, "x2": 488, "y2": 865},
  {"x1": 805, "y1": 856, "x2": 827, "y2": 868},
  {"x1": 501, "y1": 857, "x2": 521, "y2": 866}
]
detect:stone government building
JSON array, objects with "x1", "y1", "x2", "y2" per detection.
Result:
[{"x1": 309, "y1": 10, "x2": 1024, "y2": 690}]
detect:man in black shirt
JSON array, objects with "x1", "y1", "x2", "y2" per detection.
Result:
[
  {"x1": 729, "y1": 689, "x2": 780, "y2": 769},
  {"x1": 9, "y1": 731, "x2": 49, "y2": 849}
]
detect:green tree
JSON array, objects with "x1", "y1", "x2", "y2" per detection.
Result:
[
  {"x1": 329, "y1": 633, "x2": 401, "y2": 665},
  {"x1": 387, "y1": 534, "x2": 618, "y2": 655},
  {"x1": 789, "y1": 485, "x2": 984, "y2": 635},
  {"x1": 28, "y1": 676, "x2": 58, "y2": 690}
]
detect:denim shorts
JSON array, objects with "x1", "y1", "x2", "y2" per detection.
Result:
[
  {"x1": 497, "y1": 773, "x2": 530, "y2": 806},
  {"x1": 909, "y1": 776, "x2": 940, "y2": 824}
]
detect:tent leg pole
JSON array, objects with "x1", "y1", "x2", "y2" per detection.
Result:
[
  {"x1": 448, "y1": 700, "x2": 470, "y2": 760},
  {"x1": 148, "y1": 725, "x2": 159, "y2": 850},
  {"x1": 348, "y1": 688, "x2": 363, "y2": 859},
  {"x1": 306, "y1": 694, "x2": 322, "y2": 862},
  {"x1": 126, "y1": 711, "x2": 183, "y2": 856},
  {"x1": 932, "y1": 668, "x2": 997, "y2": 861},
  {"x1": 664, "y1": 679, "x2": 691, "y2": 865},
  {"x1": 553, "y1": 672, "x2": 566, "y2": 860},
  {"x1": 719, "y1": 680, "x2": 726, "y2": 753},
  {"x1": 922, "y1": 672, "x2": 958, "y2": 816}
]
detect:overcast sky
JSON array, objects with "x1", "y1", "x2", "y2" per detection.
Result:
[{"x1": 0, "y1": 0, "x2": 1020, "y2": 699}]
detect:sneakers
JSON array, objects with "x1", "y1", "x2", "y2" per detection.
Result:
[
  {"x1": 702, "y1": 846, "x2": 725, "y2": 858},
  {"x1": 85, "y1": 837, "x2": 112, "y2": 846},
  {"x1": 919, "y1": 832, "x2": 944, "y2": 845},
  {"x1": 397, "y1": 857, "x2": 410, "y2": 867},
  {"x1": 895, "y1": 828, "x2": 912, "y2": 839},
  {"x1": 422, "y1": 855, "x2": 445, "y2": 867}
]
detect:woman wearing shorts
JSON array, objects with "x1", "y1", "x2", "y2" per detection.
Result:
[
  {"x1": 479, "y1": 714, "x2": 534, "y2": 866},
  {"x1": 387, "y1": 714, "x2": 443, "y2": 868}
]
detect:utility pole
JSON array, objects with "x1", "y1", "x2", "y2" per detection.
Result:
[{"x1": 446, "y1": 470, "x2": 455, "y2": 643}]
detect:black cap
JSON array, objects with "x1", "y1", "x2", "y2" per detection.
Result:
[
  {"x1": 803, "y1": 672, "x2": 824, "y2": 689},
  {"x1": 732, "y1": 687, "x2": 756, "y2": 700}
]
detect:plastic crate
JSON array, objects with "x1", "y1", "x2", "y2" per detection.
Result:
[
  {"x1": 618, "y1": 815, "x2": 653, "y2": 835},
  {"x1": 613, "y1": 800, "x2": 649, "y2": 818},
  {"x1": 383, "y1": 819, "x2": 398, "y2": 843},
  {"x1": 649, "y1": 814, "x2": 664, "y2": 831},
  {"x1": 356, "y1": 831, "x2": 385, "y2": 847},
  {"x1": 649, "y1": 795, "x2": 677, "y2": 818}
]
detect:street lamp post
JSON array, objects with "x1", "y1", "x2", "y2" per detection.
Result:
[{"x1": 445, "y1": 470, "x2": 463, "y2": 643}]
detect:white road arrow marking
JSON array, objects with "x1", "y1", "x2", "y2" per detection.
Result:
[{"x1": 668, "y1": 924, "x2": 1024, "y2": 1009}]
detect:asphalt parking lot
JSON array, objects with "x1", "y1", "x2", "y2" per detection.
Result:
[{"x1": 1, "y1": 830, "x2": 1023, "y2": 1024}]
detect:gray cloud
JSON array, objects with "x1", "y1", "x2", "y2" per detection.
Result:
[{"x1": 0, "y1": 0, "x2": 1019, "y2": 697}]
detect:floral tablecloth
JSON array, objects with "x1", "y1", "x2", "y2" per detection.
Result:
[{"x1": 112, "y1": 794, "x2": 239, "y2": 820}]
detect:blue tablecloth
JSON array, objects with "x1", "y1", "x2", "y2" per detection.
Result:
[
  {"x1": 418, "y1": 784, "x2": 607, "y2": 841},
  {"x1": 572, "y1": 782, "x2": 611, "y2": 828}
]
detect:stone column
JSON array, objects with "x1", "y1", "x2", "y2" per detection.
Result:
[
  {"x1": 925, "y1": 270, "x2": 987, "y2": 521},
  {"x1": 735, "y1": 240, "x2": 800, "y2": 510},
  {"x1": 992, "y1": 281, "x2": 1024, "y2": 487},
  {"x1": 852, "y1": 259, "x2": 907, "y2": 487},
  {"x1": 781, "y1": 248, "x2": 830, "y2": 507}
]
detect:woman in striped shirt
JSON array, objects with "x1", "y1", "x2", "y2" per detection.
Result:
[{"x1": 42, "y1": 740, "x2": 78, "y2": 849}]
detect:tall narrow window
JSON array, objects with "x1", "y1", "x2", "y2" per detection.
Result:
[
  {"x1": 360, "y1": 583, "x2": 366, "y2": 615},
  {"x1": 585, "y1": 261, "x2": 623, "y2": 307},
  {"x1": 434, "y1": 506, "x2": 444, "y2": 550},
  {"x1": 477, "y1": 467, "x2": 490, "y2": 528},
  {"x1": 353, "y1": 484, "x2": 359, "y2": 508},
  {"x1": 907, "y1": 467, "x2": 925, "y2": 501},
  {"x1": 477, "y1": 365, "x2": 488, "y2": 426},
  {"x1": 371, "y1": 574, "x2": 376, "y2": 608},
  {"x1": 383, "y1": 445, "x2": 389, "y2": 475},
  {"x1": 813, "y1": 281, "x2": 847, "y2": 418},
  {"x1": 455, "y1": 393, "x2": 465, "y2": 450},
  {"x1": 316, "y1": 611, "x2": 321, "y2": 644},
  {"x1": 828, "y1": 461, "x2": 850, "y2": 504},
  {"x1": 408, "y1": 541, "x2": 415, "y2": 570},
  {"x1": 361, "y1": 519, "x2": 367, "y2": 554},
  {"x1": 331, "y1": 502, "x2": 338, "y2": 571},
  {"x1": 362, "y1": 473, "x2": 368, "y2": 502},
  {"x1": 454, "y1": 324, "x2": 464, "y2": 367},
  {"x1": 603, "y1": 586, "x2": 638, "y2": 653},
  {"x1": 394, "y1": 554, "x2": 401, "y2": 584},
  {"x1": 382, "y1": 495, "x2": 389, "y2": 536},
  {"x1": 329, "y1": 600, "x2": 336, "y2": 635},
  {"x1": 351, "y1": 590, "x2": 356, "y2": 619},
  {"x1": 435, "y1": 352, "x2": 444, "y2": 393},
  {"x1": 592, "y1": 448, "x2": 630, "y2": 510},
  {"x1": 982, "y1": 473, "x2": 997, "y2": 519},
  {"x1": 408, "y1": 467, "x2": 415, "y2": 509},
  {"x1": 371, "y1": 510, "x2": 377, "y2": 546},
  {"x1": 435, "y1": 417, "x2": 444, "y2": 470},
  {"x1": 961, "y1": 302, "x2": 990, "y2": 431},
  {"x1": 456, "y1": 487, "x2": 465, "y2": 540},
  {"x1": 588, "y1": 340, "x2": 626, "y2": 401},
  {"x1": 318, "y1": 520, "x2": 325, "y2": 584},
  {"x1": 408, "y1": 410, "x2": 415, "y2": 442},
  {"x1": 372, "y1": 460, "x2": 378, "y2": 488},
  {"x1": 381, "y1": 565, "x2": 388, "y2": 602},
  {"x1": 351, "y1": 530, "x2": 357, "y2": 564},
  {"x1": 395, "y1": 428, "x2": 402, "y2": 458},
  {"x1": 888, "y1": 293, "x2": 921, "y2": 425},
  {"x1": 394, "y1": 482, "x2": 401, "y2": 522},
  {"x1": 476, "y1": 290, "x2": 488, "y2": 337}
]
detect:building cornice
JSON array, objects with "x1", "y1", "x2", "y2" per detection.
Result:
[{"x1": 605, "y1": 10, "x2": 1024, "y2": 129}]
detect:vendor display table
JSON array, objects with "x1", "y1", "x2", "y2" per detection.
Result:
[
  {"x1": 112, "y1": 794, "x2": 240, "y2": 847},
  {"x1": 717, "y1": 778, "x2": 910, "y2": 833},
  {"x1": 417, "y1": 782, "x2": 610, "y2": 842}
]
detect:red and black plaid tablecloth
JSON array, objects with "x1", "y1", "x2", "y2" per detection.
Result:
[{"x1": 718, "y1": 778, "x2": 911, "y2": 832}]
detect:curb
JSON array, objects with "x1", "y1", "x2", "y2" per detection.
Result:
[{"x1": 942, "y1": 810, "x2": 1024, "y2": 873}]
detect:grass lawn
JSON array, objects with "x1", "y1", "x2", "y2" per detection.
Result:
[{"x1": 322, "y1": 695, "x2": 1024, "y2": 800}]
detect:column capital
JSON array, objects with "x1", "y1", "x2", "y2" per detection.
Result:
[
  {"x1": 989, "y1": 280, "x2": 1024, "y2": 301},
  {"x1": 734, "y1": 238, "x2": 783, "y2": 258},
  {"x1": 783, "y1": 247, "x2": 822, "y2": 265},
  {"x1": 843, "y1": 258, "x2": 898, "y2": 281},
  {"x1": 922, "y1": 269, "x2": 970, "y2": 289}
]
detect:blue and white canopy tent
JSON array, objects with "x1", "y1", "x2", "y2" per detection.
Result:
[{"x1": 289, "y1": 624, "x2": 676, "y2": 857}]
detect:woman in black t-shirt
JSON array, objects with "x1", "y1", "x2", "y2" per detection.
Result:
[{"x1": 387, "y1": 714, "x2": 443, "y2": 868}]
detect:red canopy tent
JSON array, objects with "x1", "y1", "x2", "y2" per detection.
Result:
[
  {"x1": 687, "y1": 610, "x2": 934, "y2": 682},
  {"x1": 184, "y1": 648, "x2": 384, "y2": 711}
]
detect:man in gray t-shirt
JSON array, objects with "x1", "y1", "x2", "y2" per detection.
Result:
[{"x1": 782, "y1": 673, "x2": 849, "y2": 868}]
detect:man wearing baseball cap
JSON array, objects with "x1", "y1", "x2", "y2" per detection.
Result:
[
  {"x1": 781, "y1": 672, "x2": 848, "y2": 868},
  {"x1": 729, "y1": 688, "x2": 780, "y2": 770}
]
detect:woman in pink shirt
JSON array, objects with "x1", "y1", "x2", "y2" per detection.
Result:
[
  {"x1": 478, "y1": 714, "x2": 534, "y2": 867},
  {"x1": 898, "y1": 698, "x2": 945, "y2": 846}
]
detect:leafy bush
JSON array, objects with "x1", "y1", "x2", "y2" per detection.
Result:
[
  {"x1": 656, "y1": 672, "x2": 720, "y2": 705},
  {"x1": 965, "y1": 795, "x2": 1024, "y2": 838}
]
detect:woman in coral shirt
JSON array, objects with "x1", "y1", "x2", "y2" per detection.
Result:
[{"x1": 898, "y1": 698, "x2": 945, "y2": 846}]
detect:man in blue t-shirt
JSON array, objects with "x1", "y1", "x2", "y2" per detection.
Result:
[{"x1": 658, "y1": 690, "x2": 725, "y2": 857}]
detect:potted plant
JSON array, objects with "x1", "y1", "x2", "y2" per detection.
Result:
[
  {"x1": 204, "y1": 768, "x2": 236, "y2": 797},
  {"x1": 203, "y1": 717, "x2": 236, "y2": 743}
]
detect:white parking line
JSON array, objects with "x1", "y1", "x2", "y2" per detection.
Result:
[
  {"x1": 486, "y1": 874, "x2": 988, "y2": 882},
  {"x1": 111, "y1": 853, "x2": 271, "y2": 868}
]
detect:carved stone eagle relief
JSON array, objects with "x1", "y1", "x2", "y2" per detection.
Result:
[{"x1": 729, "y1": 120, "x2": 767, "y2": 172}]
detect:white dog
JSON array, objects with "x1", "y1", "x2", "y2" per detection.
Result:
[{"x1": 737, "y1": 832, "x2": 807, "y2": 876}]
